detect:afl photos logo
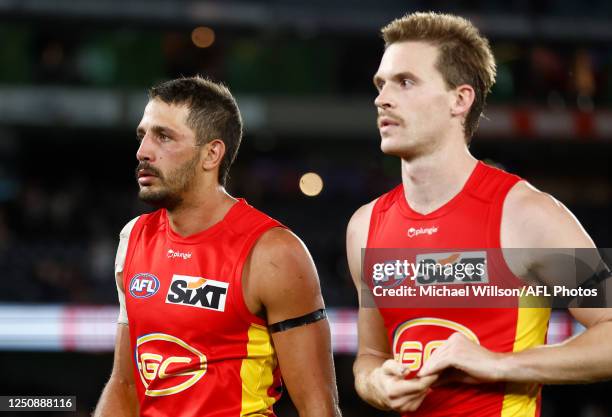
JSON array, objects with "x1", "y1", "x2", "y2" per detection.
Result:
[
  {"x1": 129, "y1": 273, "x2": 160, "y2": 298},
  {"x1": 136, "y1": 333, "x2": 207, "y2": 396},
  {"x1": 392, "y1": 318, "x2": 480, "y2": 374}
]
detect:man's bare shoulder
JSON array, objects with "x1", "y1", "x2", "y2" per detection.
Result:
[
  {"x1": 346, "y1": 200, "x2": 378, "y2": 288},
  {"x1": 250, "y1": 227, "x2": 309, "y2": 262},
  {"x1": 347, "y1": 200, "x2": 377, "y2": 236},
  {"x1": 504, "y1": 181, "x2": 565, "y2": 225},
  {"x1": 247, "y1": 227, "x2": 318, "y2": 289},
  {"x1": 502, "y1": 181, "x2": 594, "y2": 248},
  {"x1": 245, "y1": 227, "x2": 323, "y2": 321}
]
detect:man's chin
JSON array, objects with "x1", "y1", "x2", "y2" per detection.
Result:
[
  {"x1": 138, "y1": 188, "x2": 180, "y2": 209},
  {"x1": 380, "y1": 135, "x2": 422, "y2": 158},
  {"x1": 380, "y1": 140, "x2": 406, "y2": 157}
]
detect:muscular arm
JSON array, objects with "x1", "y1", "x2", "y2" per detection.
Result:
[
  {"x1": 93, "y1": 323, "x2": 139, "y2": 417},
  {"x1": 419, "y1": 182, "x2": 612, "y2": 384},
  {"x1": 494, "y1": 183, "x2": 612, "y2": 383},
  {"x1": 496, "y1": 308, "x2": 612, "y2": 383},
  {"x1": 347, "y1": 202, "x2": 437, "y2": 413},
  {"x1": 243, "y1": 228, "x2": 340, "y2": 417},
  {"x1": 348, "y1": 202, "x2": 390, "y2": 408}
]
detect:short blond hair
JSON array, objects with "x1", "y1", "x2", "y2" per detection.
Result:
[{"x1": 382, "y1": 12, "x2": 496, "y2": 140}]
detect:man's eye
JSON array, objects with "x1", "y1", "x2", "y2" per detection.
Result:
[
  {"x1": 136, "y1": 135, "x2": 143, "y2": 143},
  {"x1": 159, "y1": 134, "x2": 170, "y2": 142},
  {"x1": 401, "y1": 79, "x2": 414, "y2": 87}
]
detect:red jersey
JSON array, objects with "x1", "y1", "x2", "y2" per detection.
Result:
[
  {"x1": 122, "y1": 199, "x2": 284, "y2": 417},
  {"x1": 366, "y1": 161, "x2": 550, "y2": 417}
]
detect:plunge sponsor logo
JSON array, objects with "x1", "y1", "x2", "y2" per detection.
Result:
[
  {"x1": 166, "y1": 274, "x2": 229, "y2": 312},
  {"x1": 407, "y1": 226, "x2": 438, "y2": 238},
  {"x1": 167, "y1": 249, "x2": 192, "y2": 260}
]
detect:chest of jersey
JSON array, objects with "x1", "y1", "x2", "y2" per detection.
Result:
[
  {"x1": 120, "y1": 203, "x2": 283, "y2": 417},
  {"x1": 366, "y1": 163, "x2": 549, "y2": 417},
  {"x1": 124, "y1": 235, "x2": 242, "y2": 346}
]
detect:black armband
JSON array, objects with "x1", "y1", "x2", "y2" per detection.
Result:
[
  {"x1": 578, "y1": 266, "x2": 612, "y2": 290},
  {"x1": 269, "y1": 309, "x2": 327, "y2": 333}
]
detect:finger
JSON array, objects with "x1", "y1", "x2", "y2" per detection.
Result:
[
  {"x1": 381, "y1": 359, "x2": 408, "y2": 377},
  {"x1": 417, "y1": 339, "x2": 453, "y2": 377},
  {"x1": 389, "y1": 374, "x2": 439, "y2": 397},
  {"x1": 394, "y1": 390, "x2": 429, "y2": 414},
  {"x1": 415, "y1": 374, "x2": 439, "y2": 389},
  {"x1": 418, "y1": 353, "x2": 450, "y2": 377},
  {"x1": 433, "y1": 368, "x2": 481, "y2": 386},
  {"x1": 448, "y1": 332, "x2": 468, "y2": 343}
]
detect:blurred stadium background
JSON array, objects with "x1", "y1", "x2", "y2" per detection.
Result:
[{"x1": 0, "y1": 0, "x2": 611, "y2": 416}]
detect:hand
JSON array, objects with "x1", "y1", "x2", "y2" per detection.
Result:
[
  {"x1": 417, "y1": 332, "x2": 506, "y2": 383},
  {"x1": 370, "y1": 359, "x2": 438, "y2": 413}
]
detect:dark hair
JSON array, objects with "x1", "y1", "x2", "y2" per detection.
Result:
[
  {"x1": 382, "y1": 12, "x2": 496, "y2": 141},
  {"x1": 149, "y1": 76, "x2": 243, "y2": 186}
]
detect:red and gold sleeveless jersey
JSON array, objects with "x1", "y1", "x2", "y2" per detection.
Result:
[
  {"x1": 366, "y1": 161, "x2": 551, "y2": 417},
  {"x1": 121, "y1": 199, "x2": 284, "y2": 417}
]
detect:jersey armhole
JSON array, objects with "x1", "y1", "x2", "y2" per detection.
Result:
[
  {"x1": 230, "y1": 222, "x2": 287, "y2": 327},
  {"x1": 366, "y1": 185, "x2": 402, "y2": 248},
  {"x1": 118, "y1": 215, "x2": 150, "y2": 324},
  {"x1": 366, "y1": 197, "x2": 385, "y2": 248},
  {"x1": 115, "y1": 216, "x2": 140, "y2": 324},
  {"x1": 488, "y1": 178, "x2": 523, "y2": 248},
  {"x1": 488, "y1": 178, "x2": 527, "y2": 290}
]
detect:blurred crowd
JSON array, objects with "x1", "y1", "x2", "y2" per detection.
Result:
[
  {"x1": 1, "y1": 14, "x2": 612, "y2": 111},
  {"x1": 0, "y1": 139, "x2": 609, "y2": 307}
]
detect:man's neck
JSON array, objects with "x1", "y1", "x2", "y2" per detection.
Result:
[
  {"x1": 400, "y1": 143, "x2": 477, "y2": 215},
  {"x1": 166, "y1": 185, "x2": 236, "y2": 238}
]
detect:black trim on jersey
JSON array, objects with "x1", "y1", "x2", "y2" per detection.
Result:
[{"x1": 269, "y1": 309, "x2": 327, "y2": 333}]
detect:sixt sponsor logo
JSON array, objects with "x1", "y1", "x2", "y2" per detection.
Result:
[
  {"x1": 129, "y1": 273, "x2": 161, "y2": 298},
  {"x1": 166, "y1": 275, "x2": 229, "y2": 312},
  {"x1": 136, "y1": 333, "x2": 207, "y2": 396},
  {"x1": 167, "y1": 249, "x2": 192, "y2": 260},
  {"x1": 414, "y1": 251, "x2": 488, "y2": 285}
]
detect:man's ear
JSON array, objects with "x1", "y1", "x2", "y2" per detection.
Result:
[
  {"x1": 201, "y1": 139, "x2": 226, "y2": 172},
  {"x1": 450, "y1": 84, "x2": 476, "y2": 118}
]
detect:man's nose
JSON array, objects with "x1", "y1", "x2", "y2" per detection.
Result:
[
  {"x1": 374, "y1": 84, "x2": 395, "y2": 109},
  {"x1": 136, "y1": 134, "x2": 155, "y2": 162}
]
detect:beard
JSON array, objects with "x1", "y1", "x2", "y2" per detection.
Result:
[{"x1": 136, "y1": 152, "x2": 201, "y2": 210}]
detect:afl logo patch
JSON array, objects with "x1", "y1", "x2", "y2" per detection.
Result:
[{"x1": 129, "y1": 273, "x2": 161, "y2": 298}]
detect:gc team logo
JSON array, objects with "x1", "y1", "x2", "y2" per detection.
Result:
[
  {"x1": 392, "y1": 318, "x2": 480, "y2": 374},
  {"x1": 136, "y1": 333, "x2": 207, "y2": 396},
  {"x1": 129, "y1": 273, "x2": 160, "y2": 298}
]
